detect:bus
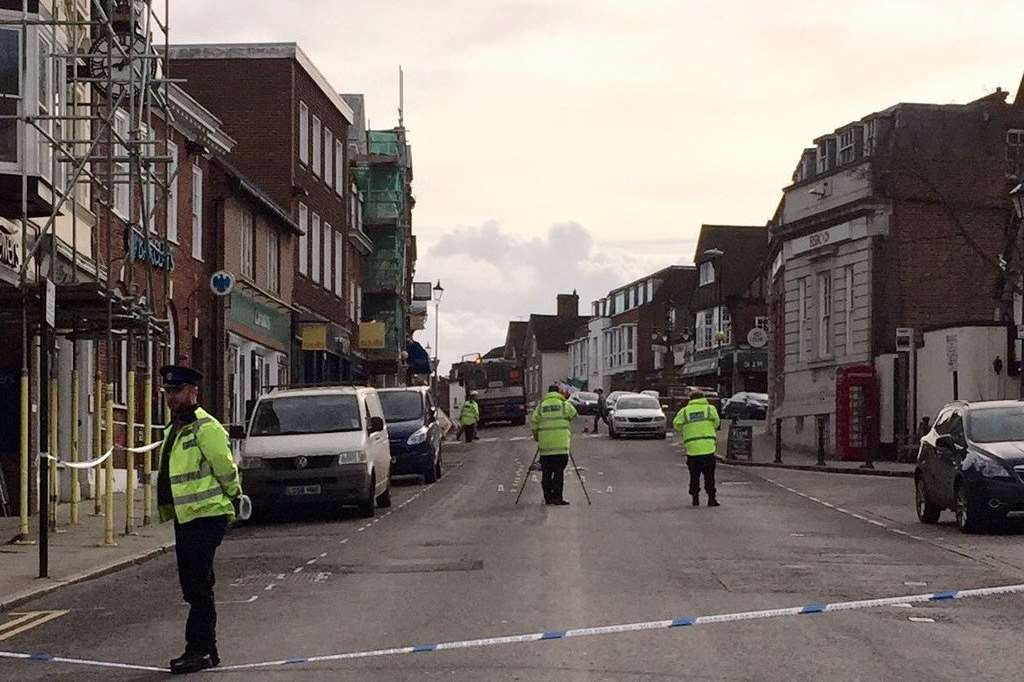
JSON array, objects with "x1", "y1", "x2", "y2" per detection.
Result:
[{"x1": 451, "y1": 358, "x2": 527, "y2": 426}]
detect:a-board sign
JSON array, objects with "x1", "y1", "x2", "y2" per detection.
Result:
[{"x1": 726, "y1": 423, "x2": 753, "y2": 460}]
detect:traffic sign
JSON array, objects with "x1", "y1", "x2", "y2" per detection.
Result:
[
  {"x1": 210, "y1": 270, "x2": 235, "y2": 297},
  {"x1": 945, "y1": 334, "x2": 958, "y2": 372},
  {"x1": 44, "y1": 278, "x2": 55, "y2": 328}
]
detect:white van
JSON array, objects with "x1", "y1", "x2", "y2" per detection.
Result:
[{"x1": 232, "y1": 386, "x2": 392, "y2": 518}]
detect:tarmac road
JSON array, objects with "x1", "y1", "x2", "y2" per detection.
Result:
[{"x1": 3, "y1": 423, "x2": 1024, "y2": 681}]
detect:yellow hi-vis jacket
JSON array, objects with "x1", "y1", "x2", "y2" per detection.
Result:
[
  {"x1": 460, "y1": 400, "x2": 480, "y2": 426},
  {"x1": 530, "y1": 391, "x2": 577, "y2": 456},
  {"x1": 159, "y1": 407, "x2": 241, "y2": 524},
  {"x1": 672, "y1": 398, "x2": 720, "y2": 457}
]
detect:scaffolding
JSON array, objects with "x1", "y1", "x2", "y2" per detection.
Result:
[{"x1": 0, "y1": 0, "x2": 174, "y2": 555}]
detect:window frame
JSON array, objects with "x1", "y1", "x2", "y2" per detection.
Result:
[
  {"x1": 267, "y1": 229, "x2": 280, "y2": 294},
  {"x1": 310, "y1": 211, "x2": 321, "y2": 282},
  {"x1": 334, "y1": 227, "x2": 343, "y2": 295},
  {"x1": 166, "y1": 140, "x2": 178, "y2": 243},
  {"x1": 844, "y1": 265, "x2": 854, "y2": 354},
  {"x1": 323, "y1": 127, "x2": 333, "y2": 188},
  {"x1": 297, "y1": 202, "x2": 308, "y2": 277},
  {"x1": 240, "y1": 208, "x2": 255, "y2": 281},
  {"x1": 817, "y1": 271, "x2": 832, "y2": 357},
  {"x1": 699, "y1": 261, "x2": 714, "y2": 286},
  {"x1": 311, "y1": 114, "x2": 321, "y2": 178},
  {"x1": 0, "y1": 25, "x2": 22, "y2": 170},
  {"x1": 191, "y1": 163, "x2": 203, "y2": 261},
  {"x1": 322, "y1": 221, "x2": 332, "y2": 290},
  {"x1": 335, "y1": 140, "x2": 345, "y2": 194},
  {"x1": 113, "y1": 108, "x2": 130, "y2": 219},
  {"x1": 298, "y1": 101, "x2": 309, "y2": 165}
]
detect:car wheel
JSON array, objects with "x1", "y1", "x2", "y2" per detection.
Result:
[
  {"x1": 955, "y1": 482, "x2": 984, "y2": 534},
  {"x1": 915, "y1": 476, "x2": 940, "y2": 524},
  {"x1": 359, "y1": 473, "x2": 377, "y2": 518},
  {"x1": 377, "y1": 482, "x2": 392, "y2": 508},
  {"x1": 513, "y1": 416, "x2": 527, "y2": 426},
  {"x1": 658, "y1": 432, "x2": 667, "y2": 440}
]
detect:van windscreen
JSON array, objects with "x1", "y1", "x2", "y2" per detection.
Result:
[{"x1": 250, "y1": 395, "x2": 362, "y2": 435}]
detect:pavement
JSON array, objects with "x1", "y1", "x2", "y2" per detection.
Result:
[
  {"x1": 1, "y1": 492, "x2": 174, "y2": 610},
  {"x1": 3, "y1": 423, "x2": 1024, "y2": 680},
  {"x1": 716, "y1": 420, "x2": 916, "y2": 478}
]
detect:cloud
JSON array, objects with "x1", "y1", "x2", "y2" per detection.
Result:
[{"x1": 415, "y1": 220, "x2": 695, "y2": 373}]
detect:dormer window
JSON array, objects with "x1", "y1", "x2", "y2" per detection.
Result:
[
  {"x1": 699, "y1": 261, "x2": 715, "y2": 286},
  {"x1": 838, "y1": 128, "x2": 856, "y2": 164},
  {"x1": 816, "y1": 137, "x2": 836, "y2": 174}
]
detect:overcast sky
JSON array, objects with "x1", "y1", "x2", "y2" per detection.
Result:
[{"x1": 175, "y1": 0, "x2": 1022, "y2": 373}]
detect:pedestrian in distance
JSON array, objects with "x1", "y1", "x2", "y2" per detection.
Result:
[
  {"x1": 672, "y1": 389, "x2": 721, "y2": 508},
  {"x1": 594, "y1": 387, "x2": 606, "y2": 434},
  {"x1": 530, "y1": 384, "x2": 578, "y2": 505},
  {"x1": 157, "y1": 364, "x2": 242, "y2": 675},
  {"x1": 460, "y1": 391, "x2": 481, "y2": 443},
  {"x1": 917, "y1": 416, "x2": 931, "y2": 441}
]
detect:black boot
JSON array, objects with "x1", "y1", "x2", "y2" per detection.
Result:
[
  {"x1": 170, "y1": 650, "x2": 216, "y2": 675},
  {"x1": 691, "y1": 494, "x2": 700, "y2": 507},
  {"x1": 708, "y1": 497, "x2": 720, "y2": 507}
]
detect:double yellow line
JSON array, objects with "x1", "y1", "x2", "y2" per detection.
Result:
[{"x1": 0, "y1": 611, "x2": 68, "y2": 641}]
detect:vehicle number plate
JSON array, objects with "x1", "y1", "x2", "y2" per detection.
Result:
[{"x1": 286, "y1": 485, "x2": 321, "y2": 496}]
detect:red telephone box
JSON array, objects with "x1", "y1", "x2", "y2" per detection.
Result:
[{"x1": 835, "y1": 364, "x2": 879, "y2": 461}]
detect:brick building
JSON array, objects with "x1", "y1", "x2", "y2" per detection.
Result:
[
  {"x1": 168, "y1": 43, "x2": 364, "y2": 384},
  {"x1": 767, "y1": 88, "x2": 1024, "y2": 459},
  {"x1": 523, "y1": 293, "x2": 583, "y2": 406},
  {"x1": 680, "y1": 226, "x2": 769, "y2": 396}
]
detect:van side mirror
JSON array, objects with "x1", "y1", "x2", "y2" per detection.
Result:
[
  {"x1": 428, "y1": 406, "x2": 437, "y2": 422},
  {"x1": 228, "y1": 424, "x2": 246, "y2": 440},
  {"x1": 369, "y1": 416, "x2": 385, "y2": 434}
]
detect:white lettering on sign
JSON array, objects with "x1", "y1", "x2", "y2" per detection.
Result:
[
  {"x1": 254, "y1": 311, "x2": 271, "y2": 330},
  {"x1": 787, "y1": 222, "x2": 853, "y2": 259}
]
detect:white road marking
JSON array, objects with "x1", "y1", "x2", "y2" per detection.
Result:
[
  {"x1": 497, "y1": 485, "x2": 505, "y2": 492},
  {"x1": 908, "y1": 616, "x2": 935, "y2": 623},
  {"x1": 314, "y1": 572, "x2": 332, "y2": 583},
  {"x1": 216, "y1": 595, "x2": 259, "y2": 605},
  {"x1": 319, "y1": 552, "x2": 328, "y2": 558},
  {"x1": 264, "y1": 584, "x2": 278, "y2": 591},
  {"x1": 339, "y1": 538, "x2": 349, "y2": 544},
  {"x1": 606, "y1": 486, "x2": 614, "y2": 493},
  {"x1": 293, "y1": 567, "x2": 304, "y2": 574},
  {"x1": 904, "y1": 581, "x2": 928, "y2": 587},
  {"x1": 790, "y1": 533, "x2": 805, "y2": 537},
  {"x1": 510, "y1": 436, "x2": 528, "y2": 441},
  {"x1": 306, "y1": 559, "x2": 318, "y2": 565}
]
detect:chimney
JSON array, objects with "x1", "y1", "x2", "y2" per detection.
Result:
[{"x1": 556, "y1": 290, "x2": 579, "y2": 318}]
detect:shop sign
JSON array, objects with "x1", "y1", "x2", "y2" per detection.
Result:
[
  {"x1": 128, "y1": 230, "x2": 175, "y2": 271},
  {"x1": 787, "y1": 222, "x2": 852, "y2": 259},
  {"x1": 254, "y1": 311, "x2": 271, "y2": 330},
  {"x1": 359, "y1": 321, "x2": 386, "y2": 350},
  {"x1": 301, "y1": 325, "x2": 328, "y2": 351}
]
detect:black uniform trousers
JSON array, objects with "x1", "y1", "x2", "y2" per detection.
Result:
[
  {"x1": 686, "y1": 455, "x2": 717, "y2": 498},
  {"x1": 174, "y1": 515, "x2": 228, "y2": 655},
  {"x1": 463, "y1": 423, "x2": 477, "y2": 442},
  {"x1": 541, "y1": 454, "x2": 569, "y2": 503}
]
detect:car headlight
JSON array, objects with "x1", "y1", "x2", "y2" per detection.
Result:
[
  {"x1": 977, "y1": 458, "x2": 1012, "y2": 479},
  {"x1": 239, "y1": 456, "x2": 264, "y2": 470},
  {"x1": 407, "y1": 427, "x2": 429, "y2": 445},
  {"x1": 338, "y1": 451, "x2": 367, "y2": 465}
]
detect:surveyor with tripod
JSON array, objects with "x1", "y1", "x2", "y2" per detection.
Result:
[{"x1": 530, "y1": 385, "x2": 578, "y2": 505}]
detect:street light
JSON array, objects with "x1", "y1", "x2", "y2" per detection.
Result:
[
  {"x1": 432, "y1": 281, "x2": 444, "y2": 390},
  {"x1": 702, "y1": 248, "x2": 726, "y2": 395}
]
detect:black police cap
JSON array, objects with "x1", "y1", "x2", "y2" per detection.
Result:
[{"x1": 159, "y1": 364, "x2": 202, "y2": 387}]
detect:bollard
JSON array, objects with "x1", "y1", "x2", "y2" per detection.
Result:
[
  {"x1": 15, "y1": 369, "x2": 31, "y2": 543},
  {"x1": 816, "y1": 415, "x2": 826, "y2": 467},
  {"x1": 103, "y1": 383, "x2": 116, "y2": 546},
  {"x1": 92, "y1": 375, "x2": 103, "y2": 516},
  {"x1": 124, "y1": 370, "x2": 136, "y2": 535},
  {"x1": 142, "y1": 372, "x2": 152, "y2": 526},
  {"x1": 70, "y1": 369, "x2": 80, "y2": 524},
  {"x1": 774, "y1": 418, "x2": 782, "y2": 464},
  {"x1": 48, "y1": 375, "x2": 58, "y2": 532}
]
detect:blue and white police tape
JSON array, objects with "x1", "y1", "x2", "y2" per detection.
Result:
[
  {"x1": 37, "y1": 440, "x2": 163, "y2": 470},
  {"x1": 3, "y1": 582, "x2": 1022, "y2": 673},
  {"x1": 216, "y1": 582, "x2": 1024, "y2": 671}
]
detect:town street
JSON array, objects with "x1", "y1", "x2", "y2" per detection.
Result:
[{"x1": 4, "y1": 424, "x2": 1024, "y2": 680}]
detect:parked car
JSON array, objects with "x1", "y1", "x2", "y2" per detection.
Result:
[
  {"x1": 232, "y1": 386, "x2": 392, "y2": 519},
  {"x1": 605, "y1": 390, "x2": 638, "y2": 412},
  {"x1": 569, "y1": 391, "x2": 601, "y2": 416},
  {"x1": 915, "y1": 400, "x2": 1024, "y2": 533},
  {"x1": 379, "y1": 387, "x2": 444, "y2": 483},
  {"x1": 608, "y1": 394, "x2": 667, "y2": 439},
  {"x1": 666, "y1": 386, "x2": 723, "y2": 417},
  {"x1": 722, "y1": 392, "x2": 768, "y2": 420}
]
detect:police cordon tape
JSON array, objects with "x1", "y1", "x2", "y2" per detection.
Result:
[
  {"x1": 2, "y1": 582, "x2": 1022, "y2": 673},
  {"x1": 37, "y1": 440, "x2": 163, "y2": 470}
]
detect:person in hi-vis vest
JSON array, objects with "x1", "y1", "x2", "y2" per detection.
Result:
[{"x1": 672, "y1": 389, "x2": 721, "y2": 507}]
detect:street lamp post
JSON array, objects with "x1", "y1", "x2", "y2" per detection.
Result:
[
  {"x1": 703, "y1": 248, "x2": 726, "y2": 395},
  {"x1": 1010, "y1": 184, "x2": 1024, "y2": 399},
  {"x1": 432, "y1": 280, "x2": 444, "y2": 392}
]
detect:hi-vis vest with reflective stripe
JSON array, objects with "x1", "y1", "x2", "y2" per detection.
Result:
[
  {"x1": 460, "y1": 400, "x2": 480, "y2": 426},
  {"x1": 159, "y1": 407, "x2": 241, "y2": 524},
  {"x1": 672, "y1": 398, "x2": 720, "y2": 457},
  {"x1": 530, "y1": 392, "x2": 577, "y2": 456}
]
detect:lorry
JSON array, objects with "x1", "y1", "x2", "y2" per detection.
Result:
[{"x1": 450, "y1": 358, "x2": 528, "y2": 426}]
